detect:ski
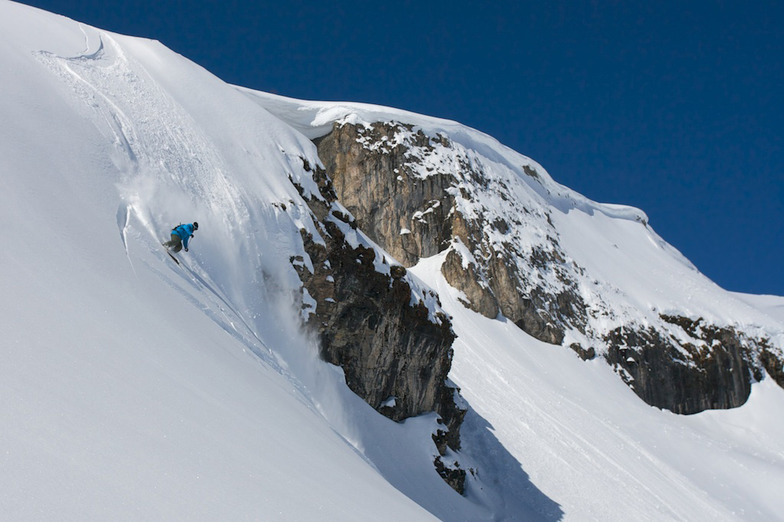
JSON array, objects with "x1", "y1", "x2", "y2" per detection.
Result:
[
  {"x1": 167, "y1": 250, "x2": 180, "y2": 265},
  {"x1": 163, "y1": 245, "x2": 180, "y2": 265}
]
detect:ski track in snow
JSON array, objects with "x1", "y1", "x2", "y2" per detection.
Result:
[
  {"x1": 3, "y1": 3, "x2": 784, "y2": 520},
  {"x1": 35, "y1": 27, "x2": 291, "y2": 377},
  {"x1": 411, "y1": 253, "x2": 784, "y2": 521}
]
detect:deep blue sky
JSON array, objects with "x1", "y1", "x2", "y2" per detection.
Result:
[{"x1": 22, "y1": 0, "x2": 783, "y2": 295}]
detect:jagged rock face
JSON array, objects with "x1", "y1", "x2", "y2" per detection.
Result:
[
  {"x1": 760, "y1": 342, "x2": 784, "y2": 388},
  {"x1": 312, "y1": 120, "x2": 784, "y2": 417},
  {"x1": 601, "y1": 315, "x2": 784, "y2": 414},
  {"x1": 296, "y1": 224, "x2": 457, "y2": 422},
  {"x1": 316, "y1": 121, "x2": 588, "y2": 345},
  {"x1": 434, "y1": 456, "x2": 466, "y2": 495},
  {"x1": 604, "y1": 319, "x2": 750, "y2": 413},
  {"x1": 314, "y1": 122, "x2": 454, "y2": 267},
  {"x1": 289, "y1": 159, "x2": 466, "y2": 492},
  {"x1": 441, "y1": 248, "x2": 499, "y2": 318}
]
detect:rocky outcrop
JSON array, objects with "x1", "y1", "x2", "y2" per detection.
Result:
[
  {"x1": 289, "y1": 158, "x2": 467, "y2": 492},
  {"x1": 760, "y1": 339, "x2": 784, "y2": 388},
  {"x1": 441, "y1": 247, "x2": 499, "y2": 318},
  {"x1": 315, "y1": 121, "x2": 589, "y2": 345},
  {"x1": 314, "y1": 122, "x2": 454, "y2": 267},
  {"x1": 311, "y1": 119, "x2": 784, "y2": 417},
  {"x1": 603, "y1": 315, "x2": 778, "y2": 414},
  {"x1": 434, "y1": 455, "x2": 466, "y2": 495}
]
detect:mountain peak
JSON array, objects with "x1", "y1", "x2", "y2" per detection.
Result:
[{"x1": 3, "y1": 2, "x2": 783, "y2": 519}]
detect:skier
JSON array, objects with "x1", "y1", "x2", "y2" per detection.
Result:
[{"x1": 164, "y1": 222, "x2": 198, "y2": 253}]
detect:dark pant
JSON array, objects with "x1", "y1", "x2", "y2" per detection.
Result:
[{"x1": 164, "y1": 234, "x2": 183, "y2": 253}]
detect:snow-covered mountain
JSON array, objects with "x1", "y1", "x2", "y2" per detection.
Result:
[{"x1": 2, "y1": 2, "x2": 783, "y2": 520}]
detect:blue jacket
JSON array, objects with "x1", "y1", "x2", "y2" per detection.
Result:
[{"x1": 172, "y1": 223, "x2": 196, "y2": 249}]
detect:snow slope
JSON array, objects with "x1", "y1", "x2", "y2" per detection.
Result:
[
  {"x1": 412, "y1": 253, "x2": 784, "y2": 520},
  {"x1": 2, "y1": 2, "x2": 784, "y2": 520},
  {"x1": 0, "y1": 2, "x2": 445, "y2": 519}
]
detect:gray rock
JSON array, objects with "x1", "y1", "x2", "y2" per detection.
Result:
[
  {"x1": 311, "y1": 120, "x2": 784, "y2": 417},
  {"x1": 290, "y1": 158, "x2": 467, "y2": 493},
  {"x1": 603, "y1": 316, "x2": 776, "y2": 414},
  {"x1": 315, "y1": 121, "x2": 589, "y2": 345}
]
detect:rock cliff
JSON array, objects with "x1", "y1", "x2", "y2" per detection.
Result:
[
  {"x1": 603, "y1": 316, "x2": 774, "y2": 413},
  {"x1": 313, "y1": 119, "x2": 784, "y2": 416},
  {"x1": 289, "y1": 158, "x2": 467, "y2": 492},
  {"x1": 315, "y1": 121, "x2": 587, "y2": 346}
]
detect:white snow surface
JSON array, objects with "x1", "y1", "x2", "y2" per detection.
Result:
[{"x1": 1, "y1": 2, "x2": 783, "y2": 520}]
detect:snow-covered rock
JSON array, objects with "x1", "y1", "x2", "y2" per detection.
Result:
[{"x1": 2, "y1": 1, "x2": 784, "y2": 520}]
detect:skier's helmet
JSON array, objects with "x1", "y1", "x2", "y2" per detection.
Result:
[{"x1": 193, "y1": 221, "x2": 199, "y2": 230}]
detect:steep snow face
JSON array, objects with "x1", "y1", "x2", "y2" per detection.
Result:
[
  {"x1": 412, "y1": 252, "x2": 784, "y2": 521},
  {"x1": 3, "y1": 2, "x2": 784, "y2": 520},
  {"x1": 0, "y1": 3, "x2": 456, "y2": 520}
]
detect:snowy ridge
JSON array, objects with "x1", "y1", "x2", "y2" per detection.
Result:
[
  {"x1": 2, "y1": 2, "x2": 784, "y2": 520},
  {"x1": 246, "y1": 90, "x2": 784, "y2": 346},
  {"x1": 241, "y1": 89, "x2": 651, "y2": 226}
]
